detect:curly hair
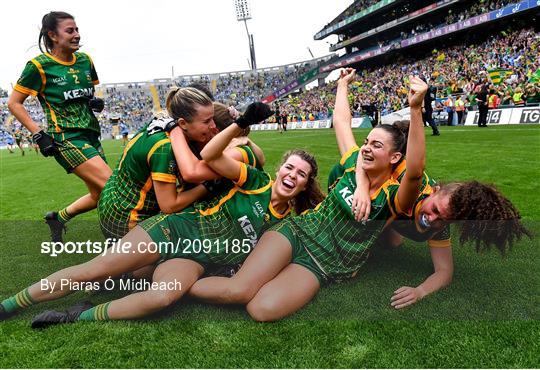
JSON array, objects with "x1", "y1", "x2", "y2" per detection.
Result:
[
  {"x1": 441, "y1": 181, "x2": 531, "y2": 254},
  {"x1": 278, "y1": 149, "x2": 325, "y2": 215}
]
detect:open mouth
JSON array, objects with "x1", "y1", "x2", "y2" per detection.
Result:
[
  {"x1": 282, "y1": 178, "x2": 295, "y2": 190},
  {"x1": 362, "y1": 155, "x2": 374, "y2": 162},
  {"x1": 419, "y1": 213, "x2": 431, "y2": 229}
]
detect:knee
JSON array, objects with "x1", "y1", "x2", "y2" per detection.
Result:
[
  {"x1": 246, "y1": 296, "x2": 282, "y2": 322},
  {"x1": 150, "y1": 289, "x2": 182, "y2": 310},
  {"x1": 226, "y1": 280, "x2": 258, "y2": 304}
]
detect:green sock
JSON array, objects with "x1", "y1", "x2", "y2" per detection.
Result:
[
  {"x1": 57, "y1": 208, "x2": 73, "y2": 223},
  {"x1": 78, "y1": 303, "x2": 111, "y2": 321},
  {"x1": 1, "y1": 288, "x2": 36, "y2": 313}
]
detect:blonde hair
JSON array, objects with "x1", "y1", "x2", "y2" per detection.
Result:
[{"x1": 165, "y1": 87, "x2": 213, "y2": 123}]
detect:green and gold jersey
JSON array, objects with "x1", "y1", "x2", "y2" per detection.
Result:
[
  {"x1": 142, "y1": 163, "x2": 290, "y2": 266},
  {"x1": 14, "y1": 52, "x2": 100, "y2": 134},
  {"x1": 98, "y1": 129, "x2": 178, "y2": 239},
  {"x1": 328, "y1": 160, "x2": 451, "y2": 248},
  {"x1": 234, "y1": 145, "x2": 263, "y2": 171},
  {"x1": 390, "y1": 161, "x2": 451, "y2": 248},
  {"x1": 14, "y1": 131, "x2": 24, "y2": 141},
  {"x1": 290, "y1": 147, "x2": 399, "y2": 281}
]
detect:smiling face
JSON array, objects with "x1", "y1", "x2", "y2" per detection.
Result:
[
  {"x1": 48, "y1": 18, "x2": 80, "y2": 53},
  {"x1": 274, "y1": 154, "x2": 312, "y2": 200},
  {"x1": 179, "y1": 103, "x2": 216, "y2": 144},
  {"x1": 360, "y1": 127, "x2": 402, "y2": 173},
  {"x1": 418, "y1": 191, "x2": 452, "y2": 230}
]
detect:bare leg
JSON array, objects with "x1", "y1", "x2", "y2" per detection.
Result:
[
  {"x1": 247, "y1": 264, "x2": 320, "y2": 322},
  {"x1": 107, "y1": 258, "x2": 204, "y2": 320},
  {"x1": 65, "y1": 156, "x2": 112, "y2": 217},
  {"x1": 26, "y1": 227, "x2": 158, "y2": 303},
  {"x1": 189, "y1": 231, "x2": 292, "y2": 304}
]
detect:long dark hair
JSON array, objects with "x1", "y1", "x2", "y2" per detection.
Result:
[
  {"x1": 441, "y1": 181, "x2": 531, "y2": 254},
  {"x1": 374, "y1": 120, "x2": 410, "y2": 168},
  {"x1": 39, "y1": 11, "x2": 74, "y2": 53},
  {"x1": 278, "y1": 149, "x2": 324, "y2": 214}
]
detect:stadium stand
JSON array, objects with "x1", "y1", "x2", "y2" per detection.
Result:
[{"x1": 1, "y1": 1, "x2": 538, "y2": 138}]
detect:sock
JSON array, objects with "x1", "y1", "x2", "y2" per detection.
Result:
[
  {"x1": 1, "y1": 288, "x2": 36, "y2": 313},
  {"x1": 58, "y1": 208, "x2": 73, "y2": 223},
  {"x1": 78, "y1": 303, "x2": 111, "y2": 321}
]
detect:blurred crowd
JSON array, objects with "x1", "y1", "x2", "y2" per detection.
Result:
[
  {"x1": 277, "y1": 27, "x2": 539, "y2": 122},
  {"x1": 1, "y1": 24, "x2": 538, "y2": 144},
  {"x1": 324, "y1": 0, "x2": 510, "y2": 35}
]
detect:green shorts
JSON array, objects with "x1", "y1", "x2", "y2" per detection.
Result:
[
  {"x1": 52, "y1": 130, "x2": 107, "y2": 173},
  {"x1": 139, "y1": 213, "x2": 211, "y2": 268},
  {"x1": 269, "y1": 220, "x2": 328, "y2": 284}
]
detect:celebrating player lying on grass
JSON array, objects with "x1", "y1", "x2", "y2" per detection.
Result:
[
  {"x1": 98, "y1": 88, "x2": 265, "y2": 241},
  {"x1": 347, "y1": 126, "x2": 531, "y2": 309},
  {"x1": 188, "y1": 68, "x2": 530, "y2": 321},
  {"x1": 0, "y1": 101, "x2": 324, "y2": 327},
  {"x1": 7, "y1": 11, "x2": 111, "y2": 244}
]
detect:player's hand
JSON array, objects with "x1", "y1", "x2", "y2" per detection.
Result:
[
  {"x1": 408, "y1": 76, "x2": 428, "y2": 109},
  {"x1": 32, "y1": 130, "x2": 59, "y2": 157},
  {"x1": 390, "y1": 286, "x2": 425, "y2": 309},
  {"x1": 338, "y1": 68, "x2": 356, "y2": 85},
  {"x1": 89, "y1": 97, "x2": 105, "y2": 113},
  {"x1": 235, "y1": 102, "x2": 274, "y2": 129},
  {"x1": 147, "y1": 115, "x2": 177, "y2": 135},
  {"x1": 351, "y1": 187, "x2": 371, "y2": 222}
]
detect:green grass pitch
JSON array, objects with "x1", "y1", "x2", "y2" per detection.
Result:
[{"x1": 0, "y1": 125, "x2": 539, "y2": 368}]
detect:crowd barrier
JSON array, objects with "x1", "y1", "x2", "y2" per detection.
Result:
[{"x1": 251, "y1": 117, "x2": 373, "y2": 131}]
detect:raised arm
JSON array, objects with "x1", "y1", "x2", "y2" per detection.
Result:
[
  {"x1": 333, "y1": 68, "x2": 358, "y2": 156},
  {"x1": 396, "y1": 76, "x2": 428, "y2": 214},
  {"x1": 169, "y1": 127, "x2": 221, "y2": 183},
  {"x1": 201, "y1": 102, "x2": 273, "y2": 181},
  {"x1": 200, "y1": 123, "x2": 245, "y2": 182}
]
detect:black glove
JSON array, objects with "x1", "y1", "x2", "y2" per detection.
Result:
[
  {"x1": 32, "y1": 130, "x2": 59, "y2": 157},
  {"x1": 235, "y1": 102, "x2": 274, "y2": 129},
  {"x1": 147, "y1": 116, "x2": 177, "y2": 135},
  {"x1": 89, "y1": 97, "x2": 105, "y2": 113}
]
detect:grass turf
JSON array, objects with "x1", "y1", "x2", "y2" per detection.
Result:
[{"x1": 0, "y1": 125, "x2": 539, "y2": 368}]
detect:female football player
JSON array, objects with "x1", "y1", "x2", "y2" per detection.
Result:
[
  {"x1": 0, "y1": 102, "x2": 324, "y2": 327},
  {"x1": 8, "y1": 11, "x2": 111, "y2": 243},
  {"x1": 188, "y1": 69, "x2": 529, "y2": 321}
]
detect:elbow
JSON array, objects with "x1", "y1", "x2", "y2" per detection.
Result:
[
  {"x1": 440, "y1": 268, "x2": 454, "y2": 288},
  {"x1": 160, "y1": 204, "x2": 181, "y2": 214},
  {"x1": 200, "y1": 148, "x2": 210, "y2": 161},
  {"x1": 200, "y1": 148, "x2": 217, "y2": 162},
  {"x1": 7, "y1": 99, "x2": 17, "y2": 114},
  {"x1": 181, "y1": 170, "x2": 200, "y2": 183}
]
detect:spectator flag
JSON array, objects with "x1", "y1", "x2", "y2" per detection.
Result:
[
  {"x1": 436, "y1": 53, "x2": 446, "y2": 62},
  {"x1": 528, "y1": 68, "x2": 540, "y2": 84},
  {"x1": 487, "y1": 68, "x2": 512, "y2": 85}
]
